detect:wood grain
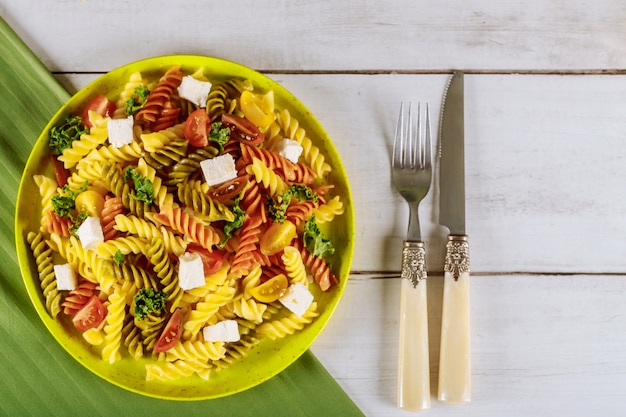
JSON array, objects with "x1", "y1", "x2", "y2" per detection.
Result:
[{"x1": 3, "y1": 0, "x2": 626, "y2": 72}]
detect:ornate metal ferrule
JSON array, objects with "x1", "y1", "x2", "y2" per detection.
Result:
[
  {"x1": 444, "y1": 235, "x2": 470, "y2": 281},
  {"x1": 401, "y1": 241, "x2": 427, "y2": 288}
]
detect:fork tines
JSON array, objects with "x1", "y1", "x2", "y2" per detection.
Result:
[{"x1": 393, "y1": 102, "x2": 431, "y2": 171}]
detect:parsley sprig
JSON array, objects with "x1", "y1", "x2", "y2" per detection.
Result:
[
  {"x1": 51, "y1": 182, "x2": 87, "y2": 218},
  {"x1": 125, "y1": 85, "x2": 150, "y2": 116},
  {"x1": 219, "y1": 198, "x2": 245, "y2": 248},
  {"x1": 208, "y1": 122, "x2": 230, "y2": 153},
  {"x1": 124, "y1": 167, "x2": 155, "y2": 204},
  {"x1": 303, "y1": 215, "x2": 335, "y2": 258},
  {"x1": 49, "y1": 115, "x2": 88, "y2": 156},
  {"x1": 268, "y1": 184, "x2": 318, "y2": 223},
  {"x1": 51, "y1": 182, "x2": 89, "y2": 236},
  {"x1": 113, "y1": 250, "x2": 125, "y2": 266},
  {"x1": 133, "y1": 288, "x2": 167, "y2": 320}
]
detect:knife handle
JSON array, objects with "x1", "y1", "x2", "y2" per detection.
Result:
[
  {"x1": 438, "y1": 235, "x2": 471, "y2": 404},
  {"x1": 397, "y1": 241, "x2": 430, "y2": 411}
]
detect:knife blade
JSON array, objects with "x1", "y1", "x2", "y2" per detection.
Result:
[
  {"x1": 439, "y1": 71, "x2": 466, "y2": 236},
  {"x1": 437, "y1": 70, "x2": 471, "y2": 404}
]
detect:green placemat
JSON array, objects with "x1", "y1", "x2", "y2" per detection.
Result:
[{"x1": 0, "y1": 17, "x2": 364, "y2": 417}]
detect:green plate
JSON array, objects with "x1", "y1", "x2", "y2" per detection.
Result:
[{"x1": 14, "y1": 55, "x2": 354, "y2": 400}]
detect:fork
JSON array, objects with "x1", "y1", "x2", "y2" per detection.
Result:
[{"x1": 392, "y1": 102, "x2": 432, "y2": 411}]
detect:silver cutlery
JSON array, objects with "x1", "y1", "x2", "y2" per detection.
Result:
[
  {"x1": 392, "y1": 102, "x2": 432, "y2": 411},
  {"x1": 438, "y1": 71, "x2": 471, "y2": 404}
]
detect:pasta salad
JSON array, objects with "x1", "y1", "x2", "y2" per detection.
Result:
[{"x1": 26, "y1": 64, "x2": 346, "y2": 382}]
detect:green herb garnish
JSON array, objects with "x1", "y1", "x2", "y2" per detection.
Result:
[
  {"x1": 133, "y1": 288, "x2": 167, "y2": 320},
  {"x1": 208, "y1": 122, "x2": 230, "y2": 153},
  {"x1": 303, "y1": 215, "x2": 335, "y2": 258},
  {"x1": 51, "y1": 182, "x2": 87, "y2": 218},
  {"x1": 125, "y1": 85, "x2": 150, "y2": 116},
  {"x1": 113, "y1": 250, "x2": 125, "y2": 266},
  {"x1": 268, "y1": 184, "x2": 318, "y2": 223},
  {"x1": 219, "y1": 198, "x2": 245, "y2": 247},
  {"x1": 49, "y1": 115, "x2": 88, "y2": 156},
  {"x1": 124, "y1": 167, "x2": 155, "y2": 204},
  {"x1": 68, "y1": 211, "x2": 89, "y2": 236}
]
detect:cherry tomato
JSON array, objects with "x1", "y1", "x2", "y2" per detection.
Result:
[
  {"x1": 208, "y1": 175, "x2": 248, "y2": 202},
  {"x1": 250, "y1": 273, "x2": 289, "y2": 303},
  {"x1": 259, "y1": 220, "x2": 297, "y2": 256},
  {"x1": 82, "y1": 95, "x2": 116, "y2": 128},
  {"x1": 75, "y1": 189, "x2": 106, "y2": 217},
  {"x1": 240, "y1": 90, "x2": 275, "y2": 130},
  {"x1": 154, "y1": 308, "x2": 182, "y2": 353},
  {"x1": 186, "y1": 244, "x2": 225, "y2": 276},
  {"x1": 72, "y1": 295, "x2": 107, "y2": 332},
  {"x1": 184, "y1": 109, "x2": 210, "y2": 147},
  {"x1": 221, "y1": 113, "x2": 264, "y2": 145},
  {"x1": 49, "y1": 154, "x2": 69, "y2": 187}
]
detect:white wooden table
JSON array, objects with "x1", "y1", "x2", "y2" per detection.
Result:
[{"x1": 4, "y1": 1, "x2": 626, "y2": 415}]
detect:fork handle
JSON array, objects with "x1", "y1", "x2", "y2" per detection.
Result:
[
  {"x1": 397, "y1": 241, "x2": 430, "y2": 411},
  {"x1": 438, "y1": 235, "x2": 471, "y2": 404}
]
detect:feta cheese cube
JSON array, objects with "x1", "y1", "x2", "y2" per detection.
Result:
[
  {"x1": 107, "y1": 116, "x2": 134, "y2": 148},
  {"x1": 178, "y1": 252, "x2": 205, "y2": 290},
  {"x1": 203, "y1": 320, "x2": 240, "y2": 342},
  {"x1": 200, "y1": 153, "x2": 237, "y2": 186},
  {"x1": 54, "y1": 263, "x2": 77, "y2": 291},
  {"x1": 279, "y1": 283, "x2": 314, "y2": 317},
  {"x1": 177, "y1": 75, "x2": 212, "y2": 108},
  {"x1": 76, "y1": 216, "x2": 104, "y2": 250},
  {"x1": 275, "y1": 138, "x2": 303, "y2": 163}
]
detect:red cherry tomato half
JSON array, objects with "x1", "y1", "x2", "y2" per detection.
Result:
[
  {"x1": 154, "y1": 308, "x2": 182, "y2": 353},
  {"x1": 49, "y1": 154, "x2": 70, "y2": 187},
  {"x1": 82, "y1": 95, "x2": 116, "y2": 128},
  {"x1": 186, "y1": 244, "x2": 225, "y2": 276},
  {"x1": 221, "y1": 113, "x2": 264, "y2": 145},
  {"x1": 208, "y1": 175, "x2": 248, "y2": 202},
  {"x1": 72, "y1": 295, "x2": 107, "y2": 332},
  {"x1": 184, "y1": 109, "x2": 210, "y2": 148}
]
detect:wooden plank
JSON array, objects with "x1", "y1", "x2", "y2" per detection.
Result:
[{"x1": 3, "y1": 0, "x2": 626, "y2": 72}]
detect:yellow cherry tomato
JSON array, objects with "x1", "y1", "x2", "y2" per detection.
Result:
[
  {"x1": 75, "y1": 189, "x2": 105, "y2": 217},
  {"x1": 259, "y1": 220, "x2": 297, "y2": 256},
  {"x1": 250, "y1": 273, "x2": 289, "y2": 303},
  {"x1": 240, "y1": 90, "x2": 275, "y2": 130}
]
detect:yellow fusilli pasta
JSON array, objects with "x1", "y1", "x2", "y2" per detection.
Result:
[
  {"x1": 275, "y1": 109, "x2": 331, "y2": 177},
  {"x1": 101, "y1": 286, "x2": 127, "y2": 364},
  {"x1": 58, "y1": 111, "x2": 110, "y2": 169},
  {"x1": 245, "y1": 157, "x2": 286, "y2": 196},
  {"x1": 255, "y1": 302, "x2": 319, "y2": 340}
]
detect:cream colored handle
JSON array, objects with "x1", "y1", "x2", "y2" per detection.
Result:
[
  {"x1": 397, "y1": 242, "x2": 430, "y2": 411},
  {"x1": 438, "y1": 269, "x2": 471, "y2": 403}
]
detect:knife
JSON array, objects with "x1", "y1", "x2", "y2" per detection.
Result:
[{"x1": 437, "y1": 71, "x2": 471, "y2": 404}]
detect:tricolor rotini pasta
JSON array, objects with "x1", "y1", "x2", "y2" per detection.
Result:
[{"x1": 25, "y1": 65, "x2": 346, "y2": 382}]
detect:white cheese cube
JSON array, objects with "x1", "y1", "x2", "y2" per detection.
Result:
[
  {"x1": 279, "y1": 283, "x2": 314, "y2": 317},
  {"x1": 107, "y1": 116, "x2": 134, "y2": 148},
  {"x1": 203, "y1": 320, "x2": 240, "y2": 342},
  {"x1": 177, "y1": 75, "x2": 212, "y2": 108},
  {"x1": 275, "y1": 138, "x2": 303, "y2": 163},
  {"x1": 178, "y1": 252, "x2": 205, "y2": 290},
  {"x1": 76, "y1": 216, "x2": 104, "y2": 250},
  {"x1": 54, "y1": 263, "x2": 77, "y2": 291},
  {"x1": 200, "y1": 153, "x2": 237, "y2": 186}
]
